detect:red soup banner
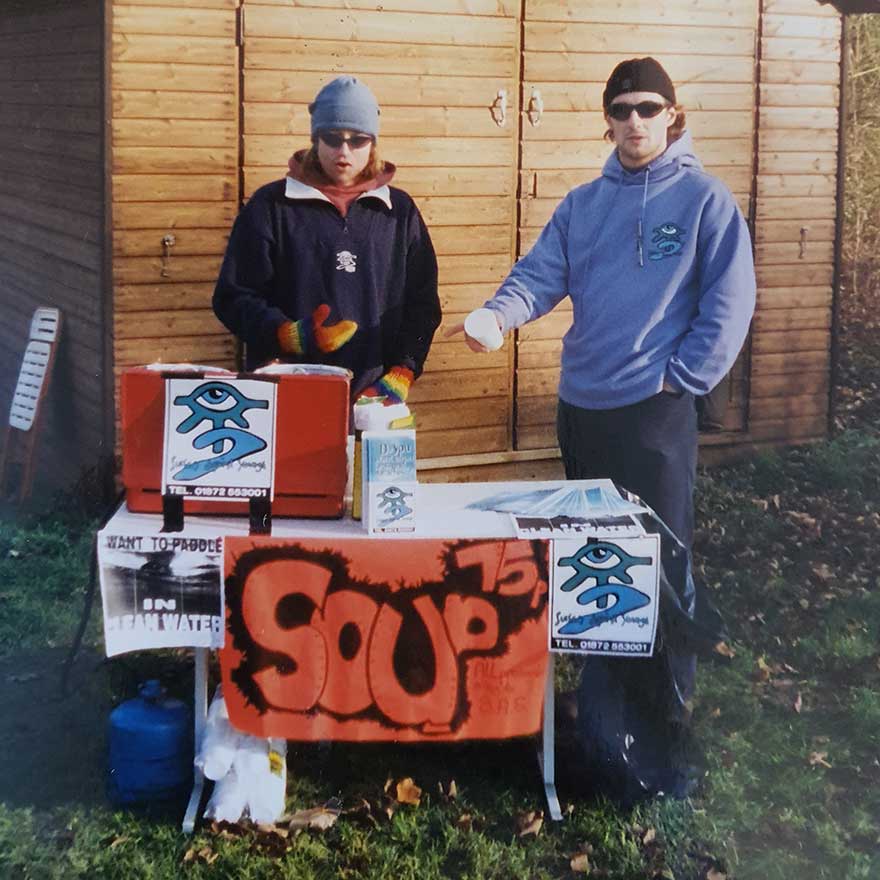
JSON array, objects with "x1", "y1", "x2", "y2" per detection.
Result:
[{"x1": 220, "y1": 537, "x2": 550, "y2": 741}]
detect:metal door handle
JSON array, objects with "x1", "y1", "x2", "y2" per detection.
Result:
[
  {"x1": 490, "y1": 88, "x2": 507, "y2": 127},
  {"x1": 799, "y1": 226, "x2": 809, "y2": 259},
  {"x1": 161, "y1": 233, "x2": 176, "y2": 277},
  {"x1": 527, "y1": 87, "x2": 544, "y2": 127}
]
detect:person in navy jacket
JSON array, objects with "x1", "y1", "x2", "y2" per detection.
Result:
[{"x1": 214, "y1": 76, "x2": 441, "y2": 404}]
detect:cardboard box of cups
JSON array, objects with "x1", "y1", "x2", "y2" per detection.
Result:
[{"x1": 353, "y1": 398, "x2": 417, "y2": 533}]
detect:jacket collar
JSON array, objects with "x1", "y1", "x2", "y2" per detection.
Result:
[{"x1": 284, "y1": 176, "x2": 392, "y2": 210}]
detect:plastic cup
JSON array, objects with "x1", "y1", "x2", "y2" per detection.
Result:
[{"x1": 464, "y1": 308, "x2": 504, "y2": 351}]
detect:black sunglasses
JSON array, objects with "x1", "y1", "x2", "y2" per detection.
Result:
[
  {"x1": 318, "y1": 132, "x2": 374, "y2": 149},
  {"x1": 607, "y1": 101, "x2": 669, "y2": 121}
]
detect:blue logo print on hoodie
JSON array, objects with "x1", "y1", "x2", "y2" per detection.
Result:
[{"x1": 649, "y1": 222, "x2": 686, "y2": 261}]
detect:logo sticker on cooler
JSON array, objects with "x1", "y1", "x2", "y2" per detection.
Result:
[
  {"x1": 162, "y1": 377, "x2": 277, "y2": 502},
  {"x1": 336, "y1": 250, "x2": 357, "y2": 273}
]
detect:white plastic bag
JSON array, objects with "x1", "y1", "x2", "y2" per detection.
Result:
[
  {"x1": 194, "y1": 686, "x2": 241, "y2": 782},
  {"x1": 233, "y1": 735, "x2": 287, "y2": 824}
]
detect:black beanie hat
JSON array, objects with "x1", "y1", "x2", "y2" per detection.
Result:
[{"x1": 603, "y1": 57, "x2": 676, "y2": 110}]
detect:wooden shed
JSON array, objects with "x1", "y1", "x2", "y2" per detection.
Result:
[{"x1": 0, "y1": 0, "x2": 869, "y2": 496}]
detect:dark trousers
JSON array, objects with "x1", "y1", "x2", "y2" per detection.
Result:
[
  {"x1": 558, "y1": 392, "x2": 700, "y2": 799},
  {"x1": 556, "y1": 391, "x2": 698, "y2": 551}
]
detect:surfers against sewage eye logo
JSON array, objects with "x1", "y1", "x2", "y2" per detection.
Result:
[
  {"x1": 555, "y1": 540, "x2": 652, "y2": 635},
  {"x1": 548, "y1": 534, "x2": 660, "y2": 657},
  {"x1": 163, "y1": 377, "x2": 277, "y2": 500},
  {"x1": 172, "y1": 381, "x2": 268, "y2": 479},
  {"x1": 649, "y1": 222, "x2": 686, "y2": 261}
]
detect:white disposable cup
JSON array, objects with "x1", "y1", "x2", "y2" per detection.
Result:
[{"x1": 464, "y1": 308, "x2": 504, "y2": 351}]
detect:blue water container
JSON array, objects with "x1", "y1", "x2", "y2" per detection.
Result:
[{"x1": 108, "y1": 680, "x2": 193, "y2": 806}]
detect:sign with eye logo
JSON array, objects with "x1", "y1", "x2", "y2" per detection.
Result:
[
  {"x1": 548, "y1": 535, "x2": 660, "y2": 657},
  {"x1": 161, "y1": 377, "x2": 277, "y2": 502}
]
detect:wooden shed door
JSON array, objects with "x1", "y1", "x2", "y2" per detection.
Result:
[
  {"x1": 516, "y1": 0, "x2": 760, "y2": 450},
  {"x1": 238, "y1": 0, "x2": 521, "y2": 461},
  {"x1": 237, "y1": 0, "x2": 761, "y2": 463}
]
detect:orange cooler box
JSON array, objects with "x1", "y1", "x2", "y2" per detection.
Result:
[{"x1": 121, "y1": 366, "x2": 350, "y2": 518}]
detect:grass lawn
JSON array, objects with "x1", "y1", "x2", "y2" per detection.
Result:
[
  {"x1": 1, "y1": 298, "x2": 879, "y2": 879},
  {"x1": 2, "y1": 429, "x2": 878, "y2": 880}
]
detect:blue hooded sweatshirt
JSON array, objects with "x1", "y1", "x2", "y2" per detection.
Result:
[{"x1": 485, "y1": 130, "x2": 756, "y2": 410}]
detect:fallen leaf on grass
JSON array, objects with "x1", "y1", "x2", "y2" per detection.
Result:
[
  {"x1": 570, "y1": 852, "x2": 591, "y2": 873},
  {"x1": 809, "y1": 751, "x2": 832, "y2": 768},
  {"x1": 713, "y1": 641, "x2": 736, "y2": 659},
  {"x1": 784, "y1": 510, "x2": 822, "y2": 539},
  {"x1": 515, "y1": 810, "x2": 543, "y2": 838},
  {"x1": 257, "y1": 822, "x2": 289, "y2": 839},
  {"x1": 396, "y1": 777, "x2": 422, "y2": 806},
  {"x1": 182, "y1": 845, "x2": 218, "y2": 865},
  {"x1": 350, "y1": 795, "x2": 403, "y2": 825},
  {"x1": 286, "y1": 804, "x2": 340, "y2": 832},
  {"x1": 105, "y1": 835, "x2": 130, "y2": 850},
  {"x1": 753, "y1": 656, "x2": 772, "y2": 683},
  {"x1": 812, "y1": 563, "x2": 835, "y2": 582},
  {"x1": 642, "y1": 827, "x2": 657, "y2": 846},
  {"x1": 794, "y1": 692, "x2": 803, "y2": 714},
  {"x1": 208, "y1": 820, "x2": 246, "y2": 839},
  {"x1": 704, "y1": 867, "x2": 727, "y2": 880}
]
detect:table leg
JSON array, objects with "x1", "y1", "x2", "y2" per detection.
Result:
[
  {"x1": 182, "y1": 648, "x2": 209, "y2": 833},
  {"x1": 538, "y1": 653, "x2": 563, "y2": 821}
]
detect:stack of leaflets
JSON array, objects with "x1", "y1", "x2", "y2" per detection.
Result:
[
  {"x1": 466, "y1": 480, "x2": 648, "y2": 539},
  {"x1": 361, "y1": 428, "x2": 417, "y2": 533}
]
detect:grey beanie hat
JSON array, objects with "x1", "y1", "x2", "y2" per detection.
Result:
[{"x1": 309, "y1": 76, "x2": 380, "y2": 139}]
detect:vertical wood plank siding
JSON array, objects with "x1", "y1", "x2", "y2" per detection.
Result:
[
  {"x1": 750, "y1": 0, "x2": 841, "y2": 443},
  {"x1": 111, "y1": 0, "x2": 238, "y2": 384},
  {"x1": 0, "y1": 0, "x2": 109, "y2": 497}
]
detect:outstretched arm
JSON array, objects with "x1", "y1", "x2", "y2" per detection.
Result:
[{"x1": 447, "y1": 194, "x2": 573, "y2": 350}]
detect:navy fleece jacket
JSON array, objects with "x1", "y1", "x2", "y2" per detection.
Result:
[
  {"x1": 213, "y1": 176, "x2": 441, "y2": 396},
  {"x1": 485, "y1": 131, "x2": 756, "y2": 409}
]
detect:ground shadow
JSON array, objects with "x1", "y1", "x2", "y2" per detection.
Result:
[{"x1": 0, "y1": 648, "x2": 112, "y2": 809}]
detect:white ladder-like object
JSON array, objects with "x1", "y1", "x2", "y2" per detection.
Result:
[{"x1": 0, "y1": 308, "x2": 62, "y2": 502}]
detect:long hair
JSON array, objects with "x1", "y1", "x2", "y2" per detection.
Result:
[
  {"x1": 302, "y1": 140, "x2": 386, "y2": 184},
  {"x1": 603, "y1": 104, "x2": 687, "y2": 144}
]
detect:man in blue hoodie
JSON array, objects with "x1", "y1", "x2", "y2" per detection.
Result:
[
  {"x1": 457, "y1": 57, "x2": 756, "y2": 554},
  {"x1": 455, "y1": 57, "x2": 756, "y2": 802}
]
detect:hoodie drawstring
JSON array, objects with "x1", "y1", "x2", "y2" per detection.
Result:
[{"x1": 637, "y1": 166, "x2": 650, "y2": 268}]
